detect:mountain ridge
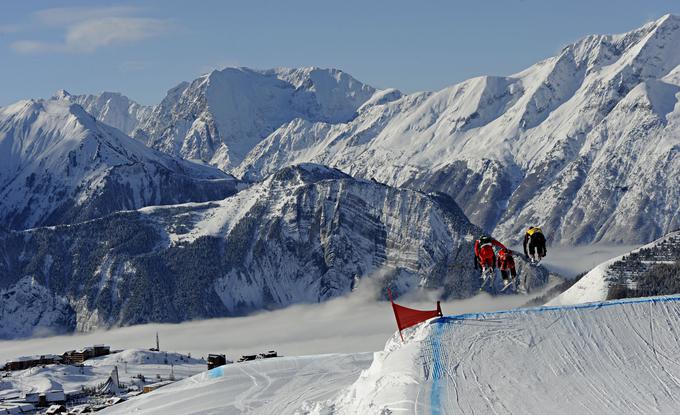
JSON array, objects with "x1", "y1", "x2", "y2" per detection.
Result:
[
  {"x1": 232, "y1": 14, "x2": 680, "y2": 245},
  {"x1": 0, "y1": 163, "x2": 547, "y2": 338},
  {"x1": 0, "y1": 99, "x2": 239, "y2": 230}
]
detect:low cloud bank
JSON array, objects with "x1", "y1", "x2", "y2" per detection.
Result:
[{"x1": 0, "y1": 278, "x2": 554, "y2": 363}]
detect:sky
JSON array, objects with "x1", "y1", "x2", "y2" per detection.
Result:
[{"x1": 1, "y1": 0, "x2": 679, "y2": 106}]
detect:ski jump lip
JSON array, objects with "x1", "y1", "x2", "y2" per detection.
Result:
[{"x1": 433, "y1": 294, "x2": 680, "y2": 324}]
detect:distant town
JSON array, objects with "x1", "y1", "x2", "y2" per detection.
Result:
[{"x1": 0, "y1": 339, "x2": 279, "y2": 414}]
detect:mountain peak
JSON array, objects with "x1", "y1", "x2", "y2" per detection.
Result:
[
  {"x1": 48, "y1": 90, "x2": 153, "y2": 136},
  {"x1": 654, "y1": 13, "x2": 679, "y2": 26},
  {"x1": 52, "y1": 89, "x2": 71, "y2": 99},
  {"x1": 142, "y1": 66, "x2": 380, "y2": 169},
  {"x1": 640, "y1": 13, "x2": 680, "y2": 37}
]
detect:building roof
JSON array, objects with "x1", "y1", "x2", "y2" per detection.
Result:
[{"x1": 5, "y1": 354, "x2": 61, "y2": 363}]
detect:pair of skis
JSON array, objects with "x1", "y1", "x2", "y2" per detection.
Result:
[
  {"x1": 501, "y1": 276, "x2": 527, "y2": 293},
  {"x1": 527, "y1": 254, "x2": 543, "y2": 267},
  {"x1": 479, "y1": 268, "x2": 526, "y2": 293},
  {"x1": 479, "y1": 267, "x2": 494, "y2": 291}
]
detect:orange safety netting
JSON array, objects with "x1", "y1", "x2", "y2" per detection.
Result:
[{"x1": 387, "y1": 288, "x2": 443, "y2": 341}]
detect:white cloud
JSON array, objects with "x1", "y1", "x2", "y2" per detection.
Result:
[
  {"x1": 65, "y1": 16, "x2": 169, "y2": 52},
  {"x1": 10, "y1": 6, "x2": 170, "y2": 54}
]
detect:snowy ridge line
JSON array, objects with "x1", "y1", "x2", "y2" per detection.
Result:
[{"x1": 435, "y1": 294, "x2": 680, "y2": 323}]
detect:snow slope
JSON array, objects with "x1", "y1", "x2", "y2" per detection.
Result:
[
  {"x1": 0, "y1": 99, "x2": 239, "y2": 230},
  {"x1": 100, "y1": 353, "x2": 373, "y2": 415},
  {"x1": 235, "y1": 15, "x2": 680, "y2": 245},
  {"x1": 323, "y1": 295, "x2": 680, "y2": 414},
  {"x1": 549, "y1": 229, "x2": 680, "y2": 305}
]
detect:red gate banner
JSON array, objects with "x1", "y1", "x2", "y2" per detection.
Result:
[{"x1": 387, "y1": 288, "x2": 443, "y2": 341}]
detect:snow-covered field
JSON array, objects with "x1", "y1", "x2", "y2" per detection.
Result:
[
  {"x1": 100, "y1": 353, "x2": 373, "y2": 415},
  {"x1": 70, "y1": 295, "x2": 680, "y2": 415}
]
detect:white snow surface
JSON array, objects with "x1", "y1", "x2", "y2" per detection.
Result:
[{"x1": 100, "y1": 353, "x2": 373, "y2": 415}]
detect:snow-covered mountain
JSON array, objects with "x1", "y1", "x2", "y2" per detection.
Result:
[
  {"x1": 232, "y1": 15, "x2": 680, "y2": 245},
  {"x1": 549, "y1": 229, "x2": 680, "y2": 305},
  {"x1": 52, "y1": 89, "x2": 153, "y2": 136},
  {"x1": 0, "y1": 99, "x2": 239, "y2": 230},
  {"x1": 136, "y1": 67, "x2": 383, "y2": 169},
  {"x1": 0, "y1": 164, "x2": 547, "y2": 337}
]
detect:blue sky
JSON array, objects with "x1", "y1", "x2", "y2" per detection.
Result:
[{"x1": 1, "y1": 0, "x2": 679, "y2": 106}]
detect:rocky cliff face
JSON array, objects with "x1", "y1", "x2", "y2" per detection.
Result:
[
  {"x1": 0, "y1": 276, "x2": 76, "y2": 339},
  {"x1": 0, "y1": 164, "x2": 547, "y2": 337}
]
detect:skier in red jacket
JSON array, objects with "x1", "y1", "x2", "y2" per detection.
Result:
[
  {"x1": 474, "y1": 235, "x2": 507, "y2": 272},
  {"x1": 497, "y1": 248, "x2": 517, "y2": 289}
]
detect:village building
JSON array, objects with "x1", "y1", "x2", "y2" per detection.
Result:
[
  {"x1": 2, "y1": 355, "x2": 62, "y2": 371},
  {"x1": 62, "y1": 345, "x2": 111, "y2": 364},
  {"x1": 0, "y1": 402, "x2": 35, "y2": 414}
]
